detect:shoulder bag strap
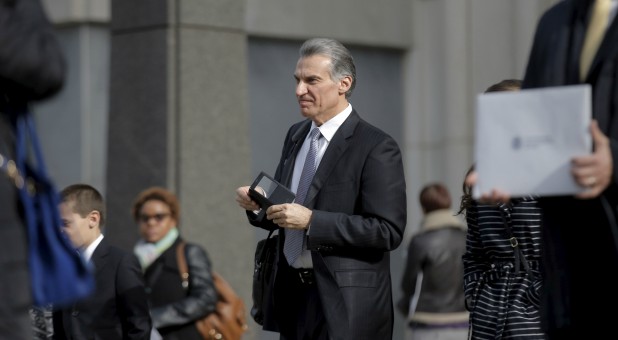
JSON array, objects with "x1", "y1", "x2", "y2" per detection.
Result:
[
  {"x1": 498, "y1": 202, "x2": 534, "y2": 279},
  {"x1": 175, "y1": 241, "x2": 189, "y2": 289}
]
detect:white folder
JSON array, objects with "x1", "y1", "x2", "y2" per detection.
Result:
[{"x1": 473, "y1": 84, "x2": 592, "y2": 199}]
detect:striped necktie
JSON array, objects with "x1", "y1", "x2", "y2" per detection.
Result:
[{"x1": 284, "y1": 127, "x2": 321, "y2": 265}]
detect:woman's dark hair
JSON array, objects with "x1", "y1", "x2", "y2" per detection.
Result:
[
  {"x1": 457, "y1": 165, "x2": 475, "y2": 216},
  {"x1": 419, "y1": 183, "x2": 451, "y2": 213},
  {"x1": 484, "y1": 79, "x2": 522, "y2": 93},
  {"x1": 458, "y1": 79, "x2": 522, "y2": 216},
  {"x1": 131, "y1": 187, "x2": 180, "y2": 223}
]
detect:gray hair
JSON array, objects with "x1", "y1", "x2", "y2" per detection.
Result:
[{"x1": 299, "y1": 38, "x2": 357, "y2": 99}]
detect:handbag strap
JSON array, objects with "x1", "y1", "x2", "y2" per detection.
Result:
[
  {"x1": 176, "y1": 241, "x2": 190, "y2": 289},
  {"x1": 257, "y1": 229, "x2": 276, "y2": 265},
  {"x1": 498, "y1": 202, "x2": 535, "y2": 279},
  {"x1": 15, "y1": 108, "x2": 50, "y2": 181}
]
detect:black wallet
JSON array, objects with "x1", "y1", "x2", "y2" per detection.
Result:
[{"x1": 248, "y1": 171, "x2": 295, "y2": 219}]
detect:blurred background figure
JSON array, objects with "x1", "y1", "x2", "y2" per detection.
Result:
[
  {"x1": 522, "y1": 1, "x2": 618, "y2": 338},
  {"x1": 0, "y1": 0, "x2": 65, "y2": 339},
  {"x1": 460, "y1": 79, "x2": 545, "y2": 339},
  {"x1": 54, "y1": 184, "x2": 152, "y2": 339},
  {"x1": 397, "y1": 182, "x2": 468, "y2": 340},
  {"x1": 29, "y1": 307, "x2": 53, "y2": 340},
  {"x1": 131, "y1": 187, "x2": 218, "y2": 340}
]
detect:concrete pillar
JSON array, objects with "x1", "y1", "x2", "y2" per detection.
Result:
[{"x1": 106, "y1": 0, "x2": 255, "y2": 336}]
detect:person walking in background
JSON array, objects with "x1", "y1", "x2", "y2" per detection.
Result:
[
  {"x1": 235, "y1": 37, "x2": 407, "y2": 340},
  {"x1": 131, "y1": 187, "x2": 218, "y2": 340},
  {"x1": 0, "y1": 0, "x2": 65, "y2": 338},
  {"x1": 53, "y1": 184, "x2": 152, "y2": 339},
  {"x1": 398, "y1": 183, "x2": 468, "y2": 340},
  {"x1": 461, "y1": 79, "x2": 544, "y2": 339}
]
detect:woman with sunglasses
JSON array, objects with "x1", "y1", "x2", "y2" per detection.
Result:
[{"x1": 132, "y1": 187, "x2": 218, "y2": 340}]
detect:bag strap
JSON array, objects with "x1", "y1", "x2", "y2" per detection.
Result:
[
  {"x1": 15, "y1": 108, "x2": 50, "y2": 180},
  {"x1": 176, "y1": 241, "x2": 190, "y2": 289},
  {"x1": 498, "y1": 202, "x2": 534, "y2": 279},
  {"x1": 256, "y1": 229, "x2": 276, "y2": 266}
]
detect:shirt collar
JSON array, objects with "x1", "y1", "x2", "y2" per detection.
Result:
[
  {"x1": 82, "y1": 234, "x2": 104, "y2": 262},
  {"x1": 312, "y1": 103, "x2": 352, "y2": 142}
]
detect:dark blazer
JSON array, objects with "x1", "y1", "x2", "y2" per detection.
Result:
[
  {"x1": 248, "y1": 110, "x2": 407, "y2": 340},
  {"x1": 522, "y1": 0, "x2": 618, "y2": 333},
  {"x1": 54, "y1": 238, "x2": 152, "y2": 340}
]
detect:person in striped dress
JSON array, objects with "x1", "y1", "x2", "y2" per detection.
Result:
[{"x1": 459, "y1": 79, "x2": 545, "y2": 339}]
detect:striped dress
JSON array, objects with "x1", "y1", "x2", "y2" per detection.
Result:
[{"x1": 463, "y1": 197, "x2": 545, "y2": 339}]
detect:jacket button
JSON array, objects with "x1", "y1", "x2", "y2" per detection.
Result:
[{"x1": 72, "y1": 311, "x2": 79, "y2": 317}]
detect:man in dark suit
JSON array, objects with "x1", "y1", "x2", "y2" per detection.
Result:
[
  {"x1": 236, "y1": 38, "x2": 407, "y2": 340},
  {"x1": 479, "y1": 1, "x2": 618, "y2": 338},
  {"x1": 54, "y1": 184, "x2": 152, "y2": 339}
]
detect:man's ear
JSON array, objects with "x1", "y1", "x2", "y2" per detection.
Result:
[
  {"x1": 88, "y1": 210, "x2": 101, "y2": 228},
  {"x1": 338, "y1": 75, "x2": 352, "y2": 95}
]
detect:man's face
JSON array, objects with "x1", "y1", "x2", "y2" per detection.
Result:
[
  {"x1": 294, "y1": 54, "x2": 349, "y2": 124},
  {"x1": 60, "y1": 201, "x2": 95, "y2": 249}
]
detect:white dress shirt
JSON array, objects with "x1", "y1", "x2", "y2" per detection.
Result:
[{"x1": 288, "y1": 103, "x2": 353, "y2": 268}]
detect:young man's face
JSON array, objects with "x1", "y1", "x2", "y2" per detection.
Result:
[{"x1": 59, "y1": 201, "x2": 97, "y2": 249}]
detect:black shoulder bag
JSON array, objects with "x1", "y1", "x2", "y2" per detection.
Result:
[{"x1": 251, "y1": 230, "x2": 278, "y2": 325}]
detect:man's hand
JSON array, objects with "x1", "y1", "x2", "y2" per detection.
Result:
[
  {"x1": 266, "y1": 203, "x2": 312, "y2": 230},
  {"x1": 235, "y1": 186, "x2": 260, "y2": 211},
  {"x1": 574, "y1": 120, "x2": 613, "y2": 199}
]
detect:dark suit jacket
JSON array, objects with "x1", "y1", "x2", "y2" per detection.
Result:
[
  {"x1": 54, "y1": 238, "x2": 152, "y2": 339},
  {"x1": 523, "y1": 0, "x2": 618, "y2": 333},
  {"x1": 248, "y1": 110, "x2": 407, "y2": 340}
]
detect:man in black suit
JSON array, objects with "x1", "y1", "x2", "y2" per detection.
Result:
[
  {"x1": 236, "y1": 38, "x2": 407, "y2": 340},
  {"x1": 477, "y1": 1, "x2": 618, "y2": 338},
  {"x1": 54, "y1": 184, "x2": 152, "y2": 339}
]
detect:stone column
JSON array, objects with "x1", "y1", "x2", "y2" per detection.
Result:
[{"x1": 106, "y1": 0, "x2": 255, "y2": 336}]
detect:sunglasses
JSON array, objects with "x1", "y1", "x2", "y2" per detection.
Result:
[{"x1": 138, "y1": 213, "x2": 171, "y2": 223}]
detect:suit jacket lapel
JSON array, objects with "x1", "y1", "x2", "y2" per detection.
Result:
[
  {"x1": 90, "y1": 238, "x2": 109, "y2": 272},
  {"x1": 304, "y1": 111, "x2": 359, "y2": 206},
  {"x1": 280, "y1": 120, "x2": 312, "y2": 188},
  {"x1": 567, "y1": 0, "x2": 589, "y2": 84},
  {"x1": 588, "y1": 11, "x2": 618, "y2": 81}
]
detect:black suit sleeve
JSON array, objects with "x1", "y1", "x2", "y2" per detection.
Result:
[{"x1": 116, "y1": 252, "x2": 152, "y2": 339}]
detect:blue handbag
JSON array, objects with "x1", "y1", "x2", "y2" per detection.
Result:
[{"x1": 12, "y1": 106, "x2": 94, "y2": 307}]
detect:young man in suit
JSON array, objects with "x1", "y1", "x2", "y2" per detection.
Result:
[
  {"x1": 54, "y1": 184, "x2": 152, "y2": 339},
  {"x1": 469, "y1": 1, "x2": 618, "y2": 338},
  {"x1": 236, "y1": 38, "x2": 407, "y2": 340}
]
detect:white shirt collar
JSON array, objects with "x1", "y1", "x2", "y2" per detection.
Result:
[
  {"x1": 82, "y1": 234, "x2": 104, "y2": 262},
  {"x1": 312, "y1": 103, "x2": 352, "y2": 142}
]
